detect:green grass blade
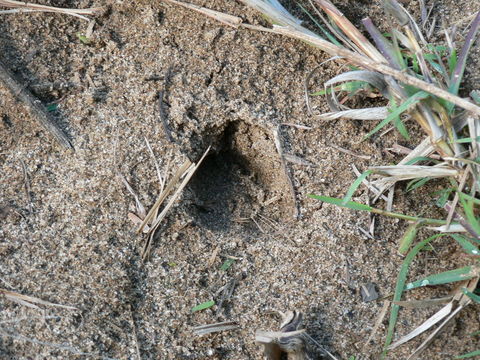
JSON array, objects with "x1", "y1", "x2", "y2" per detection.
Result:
[
  {"x1": 447, "y1": 11, "x2": 480, "y2": 112},
  {"x1": 453, "y1": 136, "x2": 480, "y2": 144},
  {"x1": 308, "y1": 195, "x2": 373, "y2": 211},
  {"x1": 448, "y1": 48, "x2": 457, "y2": 75},
  {"x1": 342, "y1": 170, "x2": 372, "y2": 205},
  {"x1": 398, "y1": 222, "x2": 420, "y2": 255},
  {"x1": 297, "y1": 3, "x2": 340, "y2": 46},
  {"x1": 310, "y1": 81, "x2": 370, "y2": 96},
  {"x1": 435, "y1": 188, "x2": 454, "y2": 208},
  {"x1": 456, "y1": 350, "x2": 480, "y2": 359},
  {"x1": 390, "y1": 97, "x2": 410, "y2": 139},
  {"x1": 471, "y1": 90, "x2": 480, "y2": 105},
  {"x1": 461, "y1": 288, "x2": 480, "y2": 304},
  {"x1": 393, "y1": 113, "x2": 410, "y2": 139},
  {"x1": 191, "y1": 300, "x2": 215, "y2": 312},
  {"x1": 309, "y1": 195, "x2": 448, "y2": 225},
  {"x1": 405, "y1": 265, "x2": 475, "y2": 290},
  {"x1": 458, "y1": 191, "x2": 480, "y2": 206},
  {"x1": 424, "y1": 55, "x2": 445, "y2": 76},
  {"x1": 363, "y1": 91, "x2": 429, "y2": 140},
  {"x1": 458, "y1": 193, "x2": 480, "y2": 236},
  {"x1": 405, "y1": 156, "x2": 438, "y2": 165},
  {"x1": 406, "y1": 177, "x2": 431, "y2": 192},
  {"x1": 382, "y1": 234, "x2": 447, "y2": 358},
  {"x1": 411, "y1": 53, "x2": 420, "y2": 73},
  {"x1": 450, "y1": 234, "x2": 480, "y2": 256},
  {"x1": 220, "y1": 258, "x2": 235, "y2": 271}
]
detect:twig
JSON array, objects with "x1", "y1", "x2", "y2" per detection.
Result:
[
  {"x1": 216, "y1": 278, "x2": 236, "y2": 316},
  {"x1": 158, "y1": 90, "x2": 174, "y2": 143},
  {"x1": 118, "y1": 172, "x2": 147, "y2": 219},
  {"x1": 0, "y1": 60, "x2": 73, "y2": 150},
  {"x1": 144, "y1": 137, "x2": 166, "y2": 193},
  {"x1": 330, "y1": 144, "x2": 371, "y2": 160},
  {"x1": 281, "y1": 123, "x2": 312, "y2": 130},
  {"x1": 303, "y1": 333, "x2": 338, "y2": 360},
  {"x1": 129, "y1": 304, "x2": 142, "y2": 360},
  {"x1": 20, "y1": 160, "x2": 33, "y2": 214},
  {"x1": 273, "y1": 125, "x2": 300, "y2": 219},
  {"x1": 161, "y1": 0, "x2": 242, "y2": 27}
]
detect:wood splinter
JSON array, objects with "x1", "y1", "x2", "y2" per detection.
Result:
[{"x1": 0, "y1": 59, "x2": 73, "y2": 150}]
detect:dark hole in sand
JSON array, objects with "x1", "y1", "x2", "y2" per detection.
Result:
[{"x1": 188, "y1": 122, "x2": 254, "y2": 232}]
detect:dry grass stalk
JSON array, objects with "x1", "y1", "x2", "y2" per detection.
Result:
[
  {"x1": 137, "y1": 159, "x2": 192, "y2": 233},
  {"x1": 141, "y1": 147, "x2": 211, "y2": 259},
  {"x1": 192, "y1": 321, "x2": 239, "y2": 336},
  {"x1": 0, "y1": 288, "x2": 77, "y2": 310},
  {"x1": 393, "y1": 296, "x2": 453, "y2": 308},
  {"x1": 362, "y1": 300, "x2": 390, "y2": 353},
  {"x1": 162, "y1": 0, "x2": 241, "y2": 27},
  {"x1": 0, "y1": 0, "x2": 100, "y2": 20}
]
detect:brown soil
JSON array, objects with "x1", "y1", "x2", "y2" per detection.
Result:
[{"x1": 1, "y1": 0, "x2": 479, "y2": 359}]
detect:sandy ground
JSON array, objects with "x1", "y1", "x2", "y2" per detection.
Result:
[{"x1": 1, "y1": 0, "x2": 479, "y2": 359}]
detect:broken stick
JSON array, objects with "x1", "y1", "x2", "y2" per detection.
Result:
[{"x1": 0, "y1": 60, "x2": 73, "y2": 150}]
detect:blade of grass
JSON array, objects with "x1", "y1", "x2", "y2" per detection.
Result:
[
  {"x1": 311, "y1": 80, "x2": 371, "y2": 96},
  {"x1": 461, "y1": 288, "x2": 480, "y2": 304},
  {"x1": 317, "y1": 107, "x2": 389, "y2": 121},
  {"x1": 363, "y1": 91, "x2": 429, "y2": 139},
  {"x1": 390, "y1": 97, "x2": 410, "y2": 140},
  {"x1": 458, "y1": 193, "x2": 480, "y2": 236},
  {"x1": 315, "y1": 0, "x2": 386, "y2": 62},
  {"x1": 220, "y1": 258, "x2": 235, "y2": 271},
  {"x1": 362, "y1": 17, "x2": 404, "y2": 69},
  {"x1": 405, "y1": 156, "x2": 438, "y2": 165},
  {"x1": 309, "y1": 195, "x2": 448, "y2": 225},
  {"x1": 342, "y1": 170, "x2": 372, "y2": 204},
  {"x1": 456, "y1": 350, "x2": 480, "y2": 359},
  {"x1": 398, "y1": 222, "x2": 420, "y2": 255},
  {"x1": 406, "y1": 177, "x2": 431, "y2": 192},
  {"x1": 447, "y1": 11, "x2": 480, "y2": 111},
  {"x1": 471, "y1": 90, "x2": 480, "y2": 105},
  {"x1": 387, "y1": 302, "x2": 454, "y2": 350},
  {"x1": 450, "y1": 234, "x2": 480, "y2": 256},
  {"x1": 382, "y1": 234, "x2": 448, "y2": 358},
  {"x1": 191, "y1": 300, "x2": 215, "y2": 312},
  {"x1": 405, "y1": 265, "x2": 478, "y2": 290},
  {"x1": 297, "y1": 2, "x2": 339, "y2": 45}
]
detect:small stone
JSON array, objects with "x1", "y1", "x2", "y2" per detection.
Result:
[{"x1": 360, "y1": 282, "x2": 379, "y2": 302}]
